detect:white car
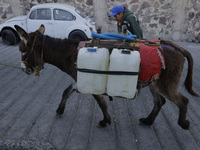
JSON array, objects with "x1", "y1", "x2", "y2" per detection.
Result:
[{"x1": 0, "y1": 3, "x2": 96, "y2": 45}]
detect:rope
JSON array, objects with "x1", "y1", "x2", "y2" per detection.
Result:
[{"x1": 0, "y1": 62, "x2": 24, "y2": 70}]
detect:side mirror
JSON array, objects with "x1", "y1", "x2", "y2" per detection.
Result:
[{"x1": 73, "y1": 16, "x2": 76, "y2": 20}]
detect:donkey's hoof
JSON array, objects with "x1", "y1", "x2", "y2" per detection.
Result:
[
  {"x1": 56, "y1": 108, "x2": 64, "y2": 115},
  {"x1": 139, "y1": 118, "x2": 153, "y2": 126},
  {"x1": 99, "y1": 120, "x2": 107, "y2": 127},
  {"x1": 98, "y1": 119, "x2": 111, "y2": 128},
  {"x1": 178, "y1": 120, "x2": 190, "y2": 130}
]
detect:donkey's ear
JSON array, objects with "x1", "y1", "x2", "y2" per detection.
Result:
[
  {"x1": 14, "y1": 25, "x2": 29, "y2": 41},
  {"x1": 37, "y1": 24, "x2": 45, "y2": 34}
]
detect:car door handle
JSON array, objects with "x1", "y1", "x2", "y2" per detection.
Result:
[{"x1": 46, "y1": 22, "x2": 53, "y2": 24}]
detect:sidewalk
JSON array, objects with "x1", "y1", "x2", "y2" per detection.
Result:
[{"x1": 0, "y1": 41, "x2": 199, "y2": 150}]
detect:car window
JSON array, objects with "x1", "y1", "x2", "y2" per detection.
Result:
[
  {"x1": 29, "y1": 8, "x2": 51, "y2": 20},
  {"x1": 53, "y1": 9, "x2": 73, "y2": 21},
  {"x1": 29, "y1": 10, "x2": 36, "y2": 19},
  {"x1": 75, "y1": 8, "x2": 87, "y2": 18}
]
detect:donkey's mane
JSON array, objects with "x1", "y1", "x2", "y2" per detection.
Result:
[{"x1": 32, "y1": 31, "x2": 79, "y2": 56}]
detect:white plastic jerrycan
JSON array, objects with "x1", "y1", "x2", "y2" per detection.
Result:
[
  {"x1": 107, "y1": 49, "x2": 140, "y2": 99},
  {"x1": 77, "y1": 47, "x2": 109, "y2": 95}
]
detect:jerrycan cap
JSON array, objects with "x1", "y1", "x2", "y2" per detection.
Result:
[
  {"x1": 121, "y1": 49, "x2": 131, "y2": 54},
  {"x1": 87, "y1": 48, "x2": 97, "y2": 52}
]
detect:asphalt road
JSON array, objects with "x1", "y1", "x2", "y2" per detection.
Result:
[{"x1": 0, "y1": 40, "x2": 200, "y2": 150}]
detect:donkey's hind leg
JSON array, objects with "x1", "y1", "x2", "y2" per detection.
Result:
[
  {"x1": 139, "y1": 86, "x2": 166, "y2": 126},
  {"x1": 56, "y1": 82, "x2": 76, "y2": 115},
  {"x1": 93, "y1": 95, "x2": 111, "y2": 127},
  {"x1": 169, "y1": 93, "x2": 189, "y2": 129}
]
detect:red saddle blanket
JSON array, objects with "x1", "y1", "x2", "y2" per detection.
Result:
[{"x1": 135, "y1": 39, "x2": 165, "y2": 82}]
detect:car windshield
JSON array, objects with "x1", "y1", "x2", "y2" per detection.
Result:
[{"x1": 75, "y1": 8, "x2": 87, "y2": 18}]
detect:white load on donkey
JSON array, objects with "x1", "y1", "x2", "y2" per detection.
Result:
[{"x1": 77, "y1": 26, "x2": 165, "y2": 99}]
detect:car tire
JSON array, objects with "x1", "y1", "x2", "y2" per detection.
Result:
[
  {"x1": 69, "y1": 31, "x2": 88, "y2": 42},
  {"x1": 1, "y1": 29, "x2": 17, "y2": 45}
]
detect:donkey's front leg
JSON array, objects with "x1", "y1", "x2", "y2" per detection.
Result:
[
  {"x1": 93, "y1": 95, "x2": 111, "y2": 127},
  {"x1": 56, "y1": 82, "x2": 76, "y2": 115}
]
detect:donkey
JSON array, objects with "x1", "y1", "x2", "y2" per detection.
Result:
[{"x1": 14, "y1": 24, "x2": 198, "y2": 130}]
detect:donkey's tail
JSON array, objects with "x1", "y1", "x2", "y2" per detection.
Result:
[
  {"x1": 160, "y1": 40, "x2": 199, "y2": 97},
  {"x1": 183, "y1": 50, "x2": 199, "y2": 96}
]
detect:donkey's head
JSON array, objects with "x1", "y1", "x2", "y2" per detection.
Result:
[{"x1": 14, "y1": 24, "x2": 45, "y2": 76}]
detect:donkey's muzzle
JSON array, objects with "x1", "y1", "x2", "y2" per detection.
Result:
[{"x1": 21, "y1": 61, "x2": 33, "y2": 75}]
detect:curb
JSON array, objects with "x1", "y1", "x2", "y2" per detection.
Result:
[{"x1": 0, "y1": 139, "x2": 55, "y2": 150}]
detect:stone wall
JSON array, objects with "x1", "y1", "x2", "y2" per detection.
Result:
[{"x1": 0, "y1": 0, "x2": 200, "y2": 42}]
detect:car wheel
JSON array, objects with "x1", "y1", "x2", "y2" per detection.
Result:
[
  {"x1": 69, "y1": 31, "x2": 88, "y2": 42},
  {"x1": 1, "y1": 29, "x2": 17, "y2": 45}
]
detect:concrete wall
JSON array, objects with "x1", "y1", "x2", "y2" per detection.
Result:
[{"x1": 0, "y1": 0, "x2": 200, "y2": 42}]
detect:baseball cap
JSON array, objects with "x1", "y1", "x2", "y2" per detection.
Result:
[{"x1": 109, "y1": 5, "x2": 124, "y2": 17}]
